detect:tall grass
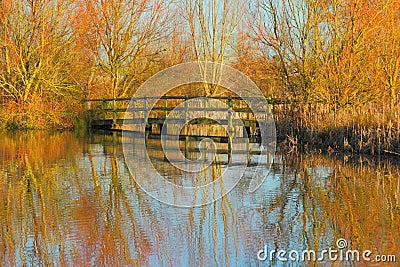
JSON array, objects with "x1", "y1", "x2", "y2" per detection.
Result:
[{"x1": 273, "y1": 102, "x2": 400, "y2": 155}]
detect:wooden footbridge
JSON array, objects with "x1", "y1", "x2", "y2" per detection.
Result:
[
  {"x1": 85, "y1": 96, "x2": 280, "y2": 140},
  {"x1": 86, "y1": 96, "x2": 280, "y2": 161}
]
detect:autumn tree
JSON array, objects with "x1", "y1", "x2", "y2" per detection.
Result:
[
  {"x1": 159, "y1": 10, "x2": 192, "y2": 68},
  {"x1": 74, "y1": 0, "x2": 170, "y2": 99},
  {"x1": 181, "y1": 0, "x2": 245, "y2": 96},
  {"x1": 0, "y1": 0, "x2": 79, "y2": 103},
  {"x1": 374, "y1": 0, "x2": 400, "y2": 111},
  {"x1": 248, "y1": 0, "x2": 333, "y2": 103}
]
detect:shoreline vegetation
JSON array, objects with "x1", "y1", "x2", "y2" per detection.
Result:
[
  {"x1": 273, "y1": 102, "x2": 400, "y2": 155},
  {"x1": 0, "y1": 0, "x2": 399, "y2": 155}
]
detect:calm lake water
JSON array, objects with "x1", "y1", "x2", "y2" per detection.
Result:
[{"x1": 0, "y1": 131, "x2": 399, "y2": 266}]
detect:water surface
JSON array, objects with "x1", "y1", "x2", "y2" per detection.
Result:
[{"x1": 0, "y1": 131, "x2": 398, "y2": 266}]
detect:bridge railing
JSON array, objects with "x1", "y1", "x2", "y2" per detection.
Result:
[{"x1": 85, "y1": 96, "x2": 289, "y2": 124}]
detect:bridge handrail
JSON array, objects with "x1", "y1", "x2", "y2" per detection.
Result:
[{"x1": 84, "y1": 96, "x2": 293, "y2": 105}]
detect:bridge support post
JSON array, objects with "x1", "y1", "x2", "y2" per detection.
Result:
[
  {"x1": 185, "y1": 136, "x2": 189, "y2": 160},
  {"x1": 184, "y1": 96, "x2": 188, "y2": 160},
  {"x1": 144, "y1": 97, "x2": 149, "y2": 129},
  {"x1": 164, "y1": 98, "x2": 168, "y2": 118},
  {"x1": 112, "y1": 97, "x2": 117, "y2": 128},
  {"x1": 132, "y1": 99, "x2": 136, "y2": 131},
  {"x1": 227, "y1": 97, "x2": 233, "y2": 162}
]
